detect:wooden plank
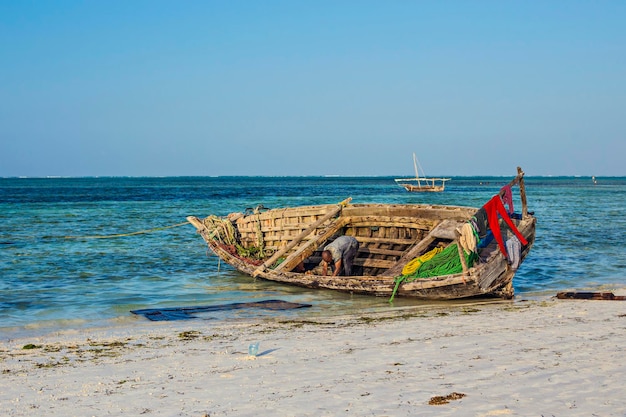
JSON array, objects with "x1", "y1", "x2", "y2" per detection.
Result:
[
  {"x1": 353, "y1": 258, "x2": 396, "y2": 269},
  {"x1": 358, "y1": 246, "x2": 405, "y2": 257},
  {"x1": 354, "y1": 236, "x2": 418, "y2": 245},
  {"x1": 429, "y1": 220, "x2": 466, "y2": 240},
  {"x1": 343, "y1": 205, "x2": 474, "y2": 221},
  {"x1": 347, "y1": 215, "x2": 434, "y2": 226},
  {"x1": 242, "y1": 224, "x2": 315, "y2": 233}
]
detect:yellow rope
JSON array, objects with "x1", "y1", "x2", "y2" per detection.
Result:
[
  {"x1": 64, "y1": 222, "x2": 189, "y2": 239},
  {"x1": 401, "y1": 246, "x2": 443, "y2": 275}
]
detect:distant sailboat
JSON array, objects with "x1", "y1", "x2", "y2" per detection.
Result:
[{"x1": 394, "y1": 153, "x2": 451, "y2": 192}]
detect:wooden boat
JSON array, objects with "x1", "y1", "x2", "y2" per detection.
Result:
[
  {"x1": 187, "y1": 167, "x2": 536, "y2": 300},
  {"x1": 394, "y1": 152, "x2": 451, "y2": 192}
]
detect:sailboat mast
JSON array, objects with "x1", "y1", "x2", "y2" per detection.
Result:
[{"x1": 412, "y1": 152, "x2": 421, "y2": 187}]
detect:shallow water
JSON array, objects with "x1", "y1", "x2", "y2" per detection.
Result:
[{"x1": 1, "y1": 175, "x2": 624, "y2": 337}]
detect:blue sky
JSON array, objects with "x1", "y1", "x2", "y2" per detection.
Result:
[{"x1": 1, "y1": 1, "x2": 624, "y2": 177}]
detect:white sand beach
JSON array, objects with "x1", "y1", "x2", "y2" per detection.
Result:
[{"x1": 2, "y1": 295, "x2": 625, "y2": 417}]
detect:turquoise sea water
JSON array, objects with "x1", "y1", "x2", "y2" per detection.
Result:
[{"x1": 1, "y1": 175, "x2": 625, "y2": 337}]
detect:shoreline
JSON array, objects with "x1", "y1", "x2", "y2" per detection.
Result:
[
  {"x1": 0, "y1": 286, "x2": 615, "y2": 341},
  {"x1": 2, "y1": 295, "x2": 625, "y2": 416}
]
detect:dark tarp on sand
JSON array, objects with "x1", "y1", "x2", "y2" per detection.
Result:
[{"x1": 131, "y1": 299, "x2": 312, "y2": 321}]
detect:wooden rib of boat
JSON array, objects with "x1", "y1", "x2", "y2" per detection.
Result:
[
  {"x1": 187, "y1": 167, "x2": 536, "y2": 300},
  {"x1": 394, "y1": 152, "x2": 451, "y2": 192}
]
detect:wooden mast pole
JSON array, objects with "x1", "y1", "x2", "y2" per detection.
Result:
[{"x1": 517, "y1": 166, "x2": 528, "y2": 218}]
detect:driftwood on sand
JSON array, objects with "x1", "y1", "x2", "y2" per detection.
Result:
[{"x1": 556, "y1": 292, "x2": 626, "y2": 301}]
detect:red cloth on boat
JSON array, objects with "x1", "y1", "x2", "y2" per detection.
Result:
[
  {"x1": 500, "y1": 185, "x2": 514, "y2": 214},
  {"x1": 483, "y1": 195, "x2": 527, "y2": 258}
]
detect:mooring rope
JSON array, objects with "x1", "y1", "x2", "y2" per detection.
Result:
[{"x1": 63, "y1": 222, "x2": 190, "y2": 240}]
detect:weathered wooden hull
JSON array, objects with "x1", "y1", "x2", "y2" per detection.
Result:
[{"x1": 187, "y1": 168, "x2": 536, "y2": 300}]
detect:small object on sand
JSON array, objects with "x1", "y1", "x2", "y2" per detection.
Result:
[
  {"x1": 248, "y1": 342, "x2": 260, "y2": 357},
  {"x1": 556, "y1": 291, "x2": 626, "y2": 301}
]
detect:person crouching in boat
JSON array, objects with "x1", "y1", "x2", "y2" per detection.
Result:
[{"x1": 321, "y1": 236, "x2": 360, "y2": 276}]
